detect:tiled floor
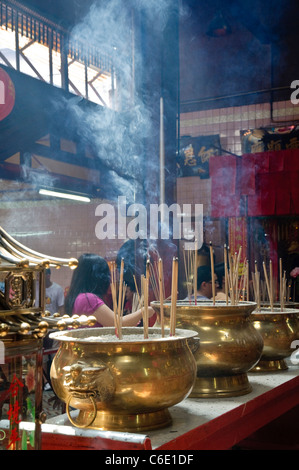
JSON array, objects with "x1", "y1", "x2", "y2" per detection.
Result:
[{"x1": 42, "y1": 390, "x2": 66, "y2": 421}]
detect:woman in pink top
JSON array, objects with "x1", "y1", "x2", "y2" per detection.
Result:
[{"x1": 65, "y1": 253, "x2": 155, "y2": 327}]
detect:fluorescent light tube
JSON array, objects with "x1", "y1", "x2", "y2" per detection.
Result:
[{"x1": 39, "y1": 189, "x2": 91, "y2": 203}]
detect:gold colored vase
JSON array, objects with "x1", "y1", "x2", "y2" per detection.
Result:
[
  {"x1": 50, "y1": 327, "x2": 197, "y2": 432},
  {"x1": 250, "y1": 308, "x2": 299, "y2": 372},
  {"x1": 151, "y1": 300, "x2": 263, "y2": 398}
]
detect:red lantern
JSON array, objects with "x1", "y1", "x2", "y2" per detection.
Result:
[{"x1": 0, "y1": 67, "x2": 15, "y2": 121}]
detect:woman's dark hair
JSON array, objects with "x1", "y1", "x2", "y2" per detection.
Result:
[
  {"x1": 215, "y1": 263, "x2": 225, "y2": 289},
  {"x1": 65, "y1": 253, "x2": 111, "y2": 315},
  {"x1": 197, "y1": 265, "x2": 212, "y2": 290}
]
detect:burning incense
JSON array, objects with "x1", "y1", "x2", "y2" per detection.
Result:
[
  {"x1": 183, "y1": 247, "x2": 194, "y2": 303},
  {"x1": 194, "y1": 245, "x2": 197, "y2": 305},
  {"x1": 269, "y1": 260, "x2": 274, "y2": 308},
  {"x1": 282, "y1": 270, "x2": 286, "y2": 311},
  {"x1": 227, "y1": 247, "x2": 235, "y2": 305},
  {"x1": 224, "y1": 244, "x2": 229, "y2": 305},
  {"x1": 279, "y1": 258, "x2": 287, "y2": 312},
  {"x1": 254, "y1": 261, "x2": 261, "y2": 311},
  {"x1": 110, "y1": 260, "x2": 125, "y2": 339},
  {"x1": 279, "y1": 258, "x2": 283, "y2": 311},
  {"x1": 110, "y1": 261, "x2": 118, "y2": 332},
  {"x1": 246, "y1": 261, "x2": 249, "y2": 301},
  {"x1": 117, "y1": 259, "x2": 125, "y2": 339},
  {"x1": 209, "y1": 242, "x2": 216, "y2": 305},
  {"x1": 158, "y1": 258, "x2": 165, "y2": 337},
  {"x1": 241, "y1": 260, "x2": 248, "y2": 301},
  {"x1": 142, "y1": 274, "x2": 149, "y2": 339},
  {"x1": 142, "y1": 261, "x2": 151, "y2": 338},
  {"x1": 263, "y1": 261, "x2": 274, "y2": 311},
  {"x1": 170, "y1": 257, "x2": 178, "y2": 336}
]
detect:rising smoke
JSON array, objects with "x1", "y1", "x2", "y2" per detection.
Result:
[{"x1": 62, "y1": 0, "x2": 177, "y2": 204}]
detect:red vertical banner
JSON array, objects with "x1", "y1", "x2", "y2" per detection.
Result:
[{"x1": 228, "y1": 217, "x2": 248, "y2": 272}]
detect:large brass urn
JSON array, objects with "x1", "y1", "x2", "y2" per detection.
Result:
[
  {"x1": 151, "y1": 300, "x2": 263, "y2": 398},
  {"x1": 50, "y1": 327, "x2": 197, "y2": 432},
  {"x1": 250, "y1": 307, "x2": 299, "y2": 371}
]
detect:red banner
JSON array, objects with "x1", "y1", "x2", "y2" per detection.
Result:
[
  {"x1": 210, "y1": 150, "x2": 299, "y2": 217},
  {"x1": 228, "y1": 217, "x2": 247, "y2": 265}
]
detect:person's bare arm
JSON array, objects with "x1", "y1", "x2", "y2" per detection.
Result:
[{"x1": 92, "y1": 303, "x2": 155, "y2": 327}]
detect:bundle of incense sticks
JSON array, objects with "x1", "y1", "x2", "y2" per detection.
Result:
[
  {"x1": 132, "y1": 292, "x2": 141, "y2": 313},
  {"x1": 110, "y1": 259, "x2": 126, "y2": 339},
  {"x1": 240, "y1": 259, "x2": 249, "y2": 301},
  {"x1": 132, "y1": 260, "x2": 151, "y2": 339},
  {"x1": 262, "y1": 260, "x2": 274, "y2": 311},
  {"x1": 148, "y1": 258, "x2": 161, "y2": 303},
  {"x1": 170, "y1": 257, "x2": 178, "y2": 336},
  {"x1": 252, "y1": 261, "x2": 261, "y2": 311},
  {"x1": 183, "y1": 247, "x2": 195, "y2": 303},
  {"x1": 279, "y1": 258, "x2": 287, "y2": 311},
  {"x1": 225, "y1": 246, "x2": 242, "y2": 305}
]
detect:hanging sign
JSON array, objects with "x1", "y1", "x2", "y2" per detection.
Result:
[
  {"x1": 0, "y1": 67, "x2": 15, "y2": 121},
  {"x1": 177, "y1": 135, "x2": 220, "y2": 178}
]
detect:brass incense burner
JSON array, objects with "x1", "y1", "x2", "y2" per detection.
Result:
[
  {"x1": 49, "y1": 327, "x2": 197, "y2": 432},
  {"x1": 250, "y1": 307, "x2": 299, "y2": 372},
  {"x1": 151, "y1": 300, "x2": 263, "y2": 398}
]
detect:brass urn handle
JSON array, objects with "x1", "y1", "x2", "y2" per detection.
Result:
[
  {"x1": 63, "y1": 360, "x2": 115, "y2": 429},
  {"x1": 66, "y1": 391, "x2": 97, "y2": 428}
]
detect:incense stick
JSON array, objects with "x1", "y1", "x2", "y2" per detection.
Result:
[
  {"x1": 209, "y1": 242, "x2": 216, "y2": 305},
  {"x1": 149, "y1": 261, "x2": 160, "y2": 302},
  {"x1": 269, "y1": 259, "x2": 273, "y2": 309},
  {"x1": 224, "y1": 244, "x2": 229, "y2": 304},
  {"x1": 282, "y1": 270, "x2": 286, "y2": 311},
  {"x1": 183, "y1": 247, "x2": 194, "y2": 303},
  {"x1": 117, "y1": 259, "x2": 125, "y2": 339},
  {"x1": 170, "y1": 257, "x2": 178, "y2": 336},
  {"x1": 158, "y1": 258, "x2": 165, "y2": 337},
  {"x1": 110, "y1": 260, "x2": 126, "y2": 339},
  {"x1": 263, "y1": 261, "x2": 273, "y2": 311},
  {"x1": 246, "y1": 261, "x2": 249, "y2": 301},
  {"x1": 194, "y1": 245, "x2": 197, "y2": 305}
]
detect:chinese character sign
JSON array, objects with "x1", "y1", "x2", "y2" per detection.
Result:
[{"x1": 177, "y1": 135, "x2": 221, "y2": 178}]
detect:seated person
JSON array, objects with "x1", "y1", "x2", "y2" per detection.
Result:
[{"x1": 185, "y1": 265, "x2": 218, "y2": 301}]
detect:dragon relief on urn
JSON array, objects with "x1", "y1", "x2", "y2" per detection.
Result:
[{"x1": 63, "y1": 360, "x2": 116, "y2": 403}]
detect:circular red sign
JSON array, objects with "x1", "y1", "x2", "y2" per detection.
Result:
[{"x1": 0, "y1": 67, "x2": 15, "y2": 121}]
